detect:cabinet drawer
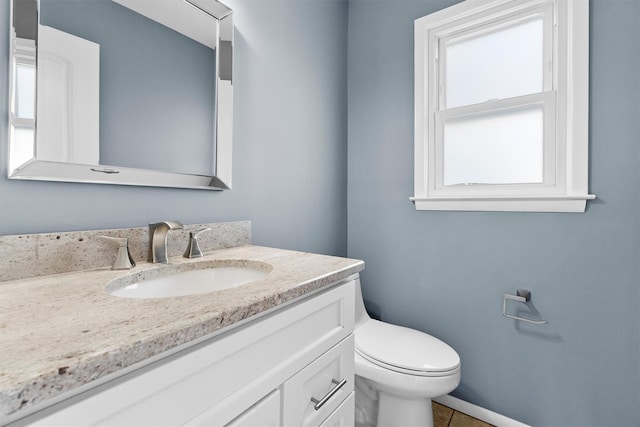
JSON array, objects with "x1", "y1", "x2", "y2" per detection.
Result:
[
  {"x1": 282, "y1": 336, "x2": 355, "y2": 427},
  {"x1": 320, "y1": 392, "x2": 355, "y2": 427}
]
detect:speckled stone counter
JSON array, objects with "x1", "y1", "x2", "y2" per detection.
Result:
[{"x1": 0, "y1": 245, "x2": 364, "y2": 420}]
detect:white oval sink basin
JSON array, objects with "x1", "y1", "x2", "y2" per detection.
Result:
[{"x1": 106, "y1": 260, "x2": 272, "y2": 299}]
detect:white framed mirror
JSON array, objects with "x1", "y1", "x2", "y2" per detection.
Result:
[{"x1": 8, "y1": 0, "x2": 233, "y2": 190}]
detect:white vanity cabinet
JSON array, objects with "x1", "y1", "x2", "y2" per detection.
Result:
[{"x1": 16, "y1": 278, "x2": 356, "y2": 427}]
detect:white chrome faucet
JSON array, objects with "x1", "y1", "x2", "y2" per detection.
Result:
[{"x1": 148, "y1": 221, "x2": 183, "y2": 264}]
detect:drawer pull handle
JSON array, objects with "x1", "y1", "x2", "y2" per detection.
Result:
[{"x1": 311, "y1": 378, "x2": 347, "y2": 410}]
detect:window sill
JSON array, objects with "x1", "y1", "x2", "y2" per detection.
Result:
[{"x1": 410, "y1": 194, "x2": 596, "y2": 213}]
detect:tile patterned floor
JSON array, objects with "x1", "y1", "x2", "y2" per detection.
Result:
[{"x1": 433, "y1": 402, "x2": 495, "y2": 427}]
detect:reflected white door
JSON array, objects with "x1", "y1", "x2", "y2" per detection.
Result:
[{"x1": 36, "y1": 25, "x2": 100, "y2": 164}]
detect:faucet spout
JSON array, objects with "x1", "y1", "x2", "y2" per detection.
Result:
[{"x1": 148, "y1": 221, "x2": 184, "y2": 264}]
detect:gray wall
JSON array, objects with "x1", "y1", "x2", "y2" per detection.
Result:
[
  {"x1": 347, "y1": 0, "x2": 640, "y2": 426},
  {"x1": 0, "y1": 0, "x2": 349, "y2": 257}
]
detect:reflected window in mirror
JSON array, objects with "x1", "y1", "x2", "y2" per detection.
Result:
[
  {"x1": 412, "y1": 0, "x2": 594, "y2": 212},
  {"x1": 9, "y1": 37, "x2": 36, "y2": 173}
]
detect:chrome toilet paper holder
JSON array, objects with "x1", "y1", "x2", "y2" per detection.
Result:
[{"x1": 503, "y1": 289, "x2": 548, "y2": 325}]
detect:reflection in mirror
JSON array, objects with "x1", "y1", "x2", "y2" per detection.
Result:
[{"x1": 8, "y1": 0, "x2": 233, "y2": 190}]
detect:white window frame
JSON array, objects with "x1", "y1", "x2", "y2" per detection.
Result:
[{"x1": 411, "y1": 0, "x2": 594, "y2": 212}]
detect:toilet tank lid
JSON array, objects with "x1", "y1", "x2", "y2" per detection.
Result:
[{"x1": 355, "y1": 319, "x2": 460, "y2": 373}]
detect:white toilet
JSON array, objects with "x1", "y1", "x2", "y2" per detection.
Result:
[{"x1": 354, "y1": 278, "x2": 461, "y2": 427}]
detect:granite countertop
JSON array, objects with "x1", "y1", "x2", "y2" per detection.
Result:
[{"x1": 0, "y1": 245, "x2": 364, "y2": 419}]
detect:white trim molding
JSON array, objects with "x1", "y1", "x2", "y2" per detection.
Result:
[
  {"x1": 413, "y1": 0, "x2": 594, "y2": 212},
  {"x1": 411, "y1": 194, "x2": 596, "y2": 212},
  {"x1": 435, "y1": 394, "x2": 531, "y2": 427}
]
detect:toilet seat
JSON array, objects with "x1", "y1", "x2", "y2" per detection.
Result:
[{"x1": 355, "y1": 319, "x2": 460, "y2": 377}]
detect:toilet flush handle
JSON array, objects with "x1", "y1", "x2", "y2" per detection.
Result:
[{"x1": 310, "y1": 378, "x2": 347, "y2": 410}]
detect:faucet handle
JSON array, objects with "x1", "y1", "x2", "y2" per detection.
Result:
[
  {"x1": 183, "y1": 226, "x2": 211, "y2": 259},
  {"x1": 99, "y1": 236, "x2": 136, "y2": 270}
]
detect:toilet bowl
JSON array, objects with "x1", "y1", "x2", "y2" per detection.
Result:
[{"x1": 354, "y1": 278, "x2": 460, "y2": 427}]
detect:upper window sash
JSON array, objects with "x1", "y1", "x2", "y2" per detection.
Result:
[
  {"x1": 436, "y1": 3, "x2": 555, "y2": 111},
  {"x1": 10, "y1": 37, "x2": 36, "y2": 122}
]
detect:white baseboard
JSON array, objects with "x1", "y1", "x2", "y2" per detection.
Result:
[{"x1": 434, "y1": 395, "x2": 530, "y2": 427}]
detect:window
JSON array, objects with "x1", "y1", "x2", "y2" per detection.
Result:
[
  {"x1": 412, "y1": 0, "x2": 593, "y2": 212},
  {"x1": 9, "y1": 37, "x2": 37, "y2": 174}
]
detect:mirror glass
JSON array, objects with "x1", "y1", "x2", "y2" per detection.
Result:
[{"x1": 8, "y1": 0, "x2": 233, "y2": 190}]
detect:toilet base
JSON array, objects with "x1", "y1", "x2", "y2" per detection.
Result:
[
  {"x1": 378, "y1": 393, "x2": 433, "y2": 427},
  {"x1": 355, "y1": 376, "x2": 378, "y2": 427},
  {"x1": 355, "y1": 376, "x2": 435, "y2": 427}
]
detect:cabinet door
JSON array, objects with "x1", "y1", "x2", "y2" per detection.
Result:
[
  {"x1": 282, "y1": 336, "x2": 354, "y2": 427},
  {"x1": 225, "y1": 390, "x2": 280, "y2": 427}
]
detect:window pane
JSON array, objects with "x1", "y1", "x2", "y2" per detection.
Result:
[
  {"x1": 445, "y1": 17, "x2": 544, "y2": 109},
  {"x1": 443, "y1": 105, "x2": 544, "y2": 186},
  {"x1": 9, "y1": 125, "x2": 35, "y2": 173},
  {"x1": 15, "y1": 64, "x2": 36, "y2": 119}
]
